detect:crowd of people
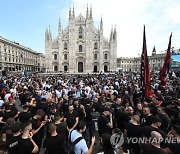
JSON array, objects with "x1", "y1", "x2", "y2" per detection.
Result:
[{"x1": 0, "y1": 72, "x2": 179, "y2": 154}]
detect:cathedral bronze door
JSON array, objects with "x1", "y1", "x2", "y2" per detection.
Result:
[
  {"x1": 104, "y1": 65, "x2": 108, "y2": 72},
  {"x1": 94, "y1": 65, "x2": 97, "y2": 72},
  {"x1": 54, "y1": 66, "x2": 58, "y2": 72},
  {"x1": 78, "y1": 62, "x2": 83, "y2": 72}
]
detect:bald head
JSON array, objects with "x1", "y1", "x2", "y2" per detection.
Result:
[
  {"x1": 151, "y1": 131, "x2": 163, "y2": 144},
  {"x1": 132, "y1": 115, "x2": 140, "y2": 123},
  {"x1": 128, "y1": 106, "x2": 134, "y2": 115}
]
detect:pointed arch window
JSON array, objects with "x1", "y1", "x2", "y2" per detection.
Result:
[
  {"x1": 94, "y1": 42, "x2": 98, "y2": 49},
  {"x1": 94, "y1": 54, "x2": 97, "y2": 60},
  {"x1": 79, "y1": 27, "x2": 83, "y2": 39},
  {"x1": 64, "y1": 54, "x2": 67, "y2": 60},
  {"x1": 79, "y1": 45, "x2": 83, "y2": 52},
  {"x1": 54, "y1": 54, "x2": 57, "y2": 60},
  {"x1": 104, "y1": 53, "x2": 107, "y2": 60},
  {"x1": 64, "y1": 42, "x2": 68, "y2": 50}
]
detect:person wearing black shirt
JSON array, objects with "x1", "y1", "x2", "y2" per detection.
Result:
[
  {"x1": 18, "y1": 105, "x2": 32, "y2": 124},
  {"x1": 1, "y1": 118, "x2": 15, "y2": 142},
  {"x1": 31, "y1": 109, "x2": 46, "y2": 152},
  {"x1": 114, "y1": 106, "x2": 127, "y2": 132},
  {"x1": 141, "y1": 107, "x2": 153, "y2": 126},
  {"x1": 6, "y1": 122, "x2": 22, "y2": 154},
  {"x1": 142, "y1": 116, "x2": 166, "y2": 138},
  {"x1": 9, "y1": 100, "x2": 18, "y2": 119},
  {"x1": 28, "y1": 98, "x2": 38, "y2": 117},
  {"x1": 98, "y1": 107, "x2": 113, "y2": 137},
  {"x1": 125, "y1": 106, "x2": 134, "y2": 121},
  {"x1": 92, "y1": 98, "x2": 101, "y2": 112},
  {"x1": 112, "y1": 97, "x2": 122, "y2": 111},
  {"x1": 74, "y1": 100, "x2": 86, "y2": 121},
  {"x1": 140, "y1": 131, "x2": 167, "y2": 154},
  {"x1": 43, "y1": 122, "x2": 66, "y2": 154},
  {"x1": 54, "y1": 112, "x2": 67, "y2": 135},
  {"x1": 40, "y1": 98, "x2": 50, "y2": 116},
  {"x1": 2, "y1": 104, "x2": 16, "y2": 123},
  {"x1": 54, "y1": 112, "x2": 67, "y2": 144},
  {"x1": 48, "y1": 104, "x2": 58, "y2": 121},
  {"x1": 157, "y1": 107, "x2": 169, "y2": 132},
  {"x1": 19, "y1": 89, "x2": 28, "y2": 106},
  {"x1": 85, "y1": 101, "x2": 93, "y2": 139},
  {"x1": 64, "y1": 104, "x2": 79, "y2": 132},
  {"x1": 166, "y1": 125, "x2": 180, "y2": 154},
  {"x1": 19, "y1": 121, "x2": 39, "y2": 154},
  {"x1": 135, "y1": 102, "x2": 143, "y2": 116},
  {"x1": 124, "y1": 115, "x2": 142, "y2": 154},
  {"x1": 99, "y1": 133, "x2": 115, "y2": 154}
]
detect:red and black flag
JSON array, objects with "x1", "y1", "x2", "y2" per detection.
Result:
[
  {"x1": 160, "y1": 33, "x2": 172, "y2": 86},
  {"x1": 141, "y1": 26, "x2": 151, "y2": 100}
]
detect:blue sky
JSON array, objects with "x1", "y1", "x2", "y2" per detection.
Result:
[
  {"x1": 0, "y1": 0, "x2": 180, "y2": 57},
  {"x1": 172, "y1": 55, "x2": 180, "y2": 62}
]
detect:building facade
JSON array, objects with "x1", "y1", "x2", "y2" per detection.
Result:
[
  {"x1": 117, "y1": 47, "x2": 170, "y2": 72},
  {"x1": 0, "y1": 36, "x2": 45, "y2": 73},
  {"x1": 45, "y1": 6, "x2": 117, "y2": 73},
  {"x1": 37, "y1": 53, "x2": 46, "y2": 72}
]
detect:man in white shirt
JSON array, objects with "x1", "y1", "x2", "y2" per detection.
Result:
[
  {"x1": 0, "y1": 96, "x2": 4, "y2": 107},
  {"x1": 69, "y1": 121, "x2": 95, "y2": 154},
  {"x1": 4, "y1": 90, "x2": 11, "y2": 101}
]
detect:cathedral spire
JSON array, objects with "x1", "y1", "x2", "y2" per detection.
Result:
[
  {"x1": 69, "y1": 7, "x2": 72, "y2": 19},
  {"x1": 113, "y1": 25, "x2": 116, "y2": 40},
  {"x1": 110, "y1": 25, "x2": 113, "y2": 41},
  {"x1": 72, "y1": 5, "x2": 75, "y2": 18},
  {"x1": 86, "y1": 4, "x2": 89, "y2": 19},
  {"x1": 152, "y1": 46, "x2": 156, "y2": 55},
  {"x1": 45, "y1": 26, "x2": 49, "y2": 41},
  {"x1": 90, "y1": 4, "x2": 92, "y2": 19},
  {"x1": 58, "y1": 16, "x2": 61, "y2": 34},
  {"x1": 48, "y1": 25, "x2": 52, "y2": 41},
  {"x1": 100, "y1": 15, "x2": 103, "y2": 30},
  {"x1": 45, "y1": 26, "x2": 48, "y2": 36}
]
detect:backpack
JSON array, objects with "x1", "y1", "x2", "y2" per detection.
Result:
[{"x1": 68, "y1": 130, "x2": 83, "y2": 154}]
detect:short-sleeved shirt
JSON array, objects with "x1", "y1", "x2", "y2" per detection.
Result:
[
  {"x1": 55, "y1": 122, "x2": 67, "y2": 135},
  {"x1": 43, "y1": 134, "x2": 66, "y2": 154},
  {"x1": 6, "y1": 134, "x2": 21, "y2": 154},
  {"x1": 1, "y1": 125, "x2": 13, "y2": 140},
  {"x1": 98, "y1": 114, "x2": 111, "y2": 136},
  {"x1": 69, "y1": 130, "x2": 88, "y2": 154},
  {"x1": 142, "y1": 126, "x2": 166, "y2": 138},
  {"x1": 64, "y1": 111, "x2": 78, "y2": 129},
  {"x1": 31, "y1": 118, "x2": 44, "y2": 141},
  {"x1": 19, "y1": 138, "x2": 34, "y2": 154}
]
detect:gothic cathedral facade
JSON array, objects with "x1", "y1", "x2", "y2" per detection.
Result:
[{"x1": 45, "y1": 6, "x2": 117, "y2": 73}]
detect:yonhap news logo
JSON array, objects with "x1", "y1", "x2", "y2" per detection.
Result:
[
  {"x1": 110, "y1": 133, "x2": 180, "y2": 146},
  {"x1": 110, "y1": 133, "x2": 124, "y2": 147}
]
